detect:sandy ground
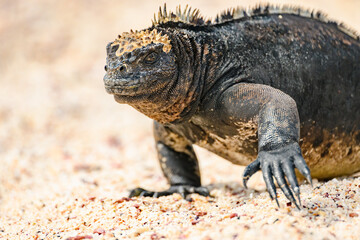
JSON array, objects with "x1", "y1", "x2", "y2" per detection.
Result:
[{"x1": 0, "y1": 0, "x2": 359, "y2": 239}]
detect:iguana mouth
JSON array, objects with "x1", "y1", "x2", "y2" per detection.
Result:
[
  {"x1": 103, "y1": 73, "x2": 142, "y2": 95},
  {"x1": 104, "y1": 72, "x2": 169, "y2": 96},
  {"x1": 105, "y1": 84, "x2": 140, "y2": 95},
  {"x1": 104, "y1": 80, "x2": 141, "y2": 95}
]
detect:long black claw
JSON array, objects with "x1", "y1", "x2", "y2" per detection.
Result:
[
  {"x1": 294, "y1": 155, "x2": 312, "y2": 186},
  {"x1": 294, "y1": 187, "x2": 301, "y2": 205},
  {"x1": 243, "y1": 159, "x2": 261, "y2": 189},
  {"x1": 296, "y1": 192, "x2": 301, "y2": 207},
  {"x1": 308, "y1": 176, "x2": 313, "y2": 187},
  {"x1": 242, "y1": 177, "x2": 249, "y2": 189},
  {"x1": 178, "y1": 186, "x2": 186, "y2": 199},
  {"x1": 282, "y1": 184, "x2": 297, "y2": 207},
  {"x1": 195, "y1": 186, "x2": 210, "y2": 197},
  {"x1": 275, "y1": 198, "x2": 280, "y2": 208},
  {"x1": 272, "y1": 162, "x2": 298, "y2": 207},
  {"x1": 262, "y1": 164, "x2": 278, "y2": 202},
  {"x1": 283, "y1": 160, "x2": 301, "y2": 206},
  {"x1": 129, "y1": 187, "x2": 146, "y2": 198},
  {"x1": 139, "y1": 190, "x2": 151, "y2": 197}
]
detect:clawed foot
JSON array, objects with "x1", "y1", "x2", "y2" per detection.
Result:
[
  {"x1": 243, "y1": 143, "x2": 312, "y2": 209},
  {"x1": 129, "y1": 185, "x2": 210, "y2": 199}
]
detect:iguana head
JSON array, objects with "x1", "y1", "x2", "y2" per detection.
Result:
[
  {"x1": 104, "y1": 29, "x2": 176, "y2": 99},
  {"x1": 103, "y1": 26, "x2": 203, "y2": 124},
  {"x1": 103, "y1": 6, "x2": 209, "y2": 123}
]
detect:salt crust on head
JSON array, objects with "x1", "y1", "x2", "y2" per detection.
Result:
[{"x1": 111, "y1": 29, "x2": 171, "y2": 57}]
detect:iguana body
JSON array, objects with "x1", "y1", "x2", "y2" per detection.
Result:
[{"x1": 103, "y1": 5, "x2": 360, "y2": 207}]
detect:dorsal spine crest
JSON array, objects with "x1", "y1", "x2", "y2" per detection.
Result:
[{"x1": 152, "y1": 4, "x2": 359, "y2": 41}]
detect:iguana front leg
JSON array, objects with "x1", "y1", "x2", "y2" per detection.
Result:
[
  {"x1": 129, "y1": 121, "x2": 209, "y2": 198},
  {"x1": 219, "y1": 83, "x2": 312, "y2": 208}
]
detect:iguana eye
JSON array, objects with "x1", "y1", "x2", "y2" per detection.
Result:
[
  {"x1": 144, "y1": 52, "x2": 159, "y2": 64},
  {"x1": 104, "y1": 65, "x2": 108, "y2": 71}
]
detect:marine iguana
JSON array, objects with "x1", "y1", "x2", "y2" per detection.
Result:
[{"x1": 103, "y1": 4, "x2": 360, "y2": 208}]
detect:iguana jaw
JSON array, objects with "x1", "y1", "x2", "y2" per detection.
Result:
[
  {"x1": 104, "y1": 75, "x2": 145, "y2": 96},
  {"x1": 104, "y1": 73, "x2": 169, "y2": 101},
  {"x1": 104, "y1": 76, "x2": 140, "y2": 94},
  {"x1": 105, "y1": 79, "x2": 169, "y2": 104}
]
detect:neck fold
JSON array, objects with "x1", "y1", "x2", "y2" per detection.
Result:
[{"x1": 131, "y1": 28, "x2": 205, "y2": 124}]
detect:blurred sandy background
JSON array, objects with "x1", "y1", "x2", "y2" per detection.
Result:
[{"x1": 0, "y1": 0, "x2": 359, "y2": 239}]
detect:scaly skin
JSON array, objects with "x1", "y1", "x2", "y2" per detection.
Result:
[{"x1": 103, "y1": 5, "x2": 360, "y2": 208}]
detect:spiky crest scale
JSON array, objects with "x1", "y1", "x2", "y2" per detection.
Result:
[
  {"x1": 111, "y1": 29, "x2": 171, "y2": 57},
  {"x1": 152, "y1": 4, "x2": 359, "y2": 41},
  {"x1": 152, "y1": 4, "x2": 208, "y2": 26}
]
